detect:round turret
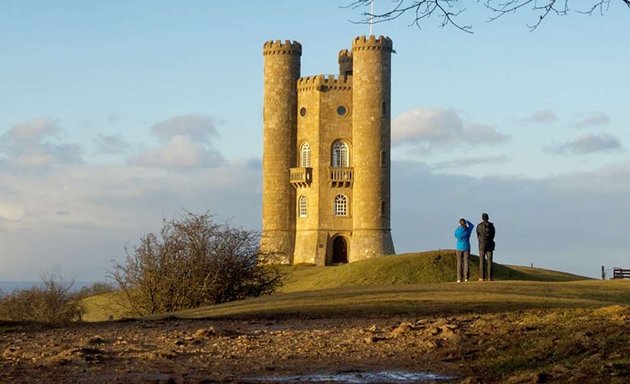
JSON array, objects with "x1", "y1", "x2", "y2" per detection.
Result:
[
  {"x1": 261, "y1": 39, "x2": 302, "y2": 263},
  {"x1": 349, "y1": 35, "x2": 395, "y2": 261}
]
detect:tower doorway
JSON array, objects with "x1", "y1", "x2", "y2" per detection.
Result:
[{"x1": 331, "y1": 236, "x2": 348, "y2": 264}]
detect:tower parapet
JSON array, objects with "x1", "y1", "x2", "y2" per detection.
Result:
[
  {"x1": 352, "y1": 35, "x2": 393, "y2": 52},
  {"x1": 297, "y1": 74, "x2": 352, "y2": 93},
  {"x1": 263, "y1": 40, "x2": 302, "y2": 56}
]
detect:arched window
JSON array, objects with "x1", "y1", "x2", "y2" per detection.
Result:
[
  {"x1": 332, "y1": 141, "x2": 349, "y2": 168},
  {"x1": 300, "y1": 142, "x2": 311, "y2": 167},
  {"x1": 298, "y1": 195, "x2": 308, "y2": 217},
  {"x1": 334, "y1": 195, "x2": 348, "y2": 216},
  {"x1": 298, "y1": 196, "x2": 308, "y2": 217}
]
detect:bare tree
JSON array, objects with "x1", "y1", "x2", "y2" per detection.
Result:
[
  {"x1": 345, "y1": 0, "x2": 630, "y2": 32},
  {"x1": 110, "y1": 212, "x2": 285, "y2": 316}
]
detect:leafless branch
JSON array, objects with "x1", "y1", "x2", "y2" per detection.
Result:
[
  {"x1": 345, "y1": 0, "x2": 472, "y2": 33},
  {"x1": 484, "y1": 0, "x2": 569, "y2": 31},
  {"x1": 344, "y1": 0, "x2": 630, "y2": 32}
]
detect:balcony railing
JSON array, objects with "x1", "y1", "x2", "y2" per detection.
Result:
[
  {"x1": 289, "y1": 167, "x2": 312, "y2": 188},
  {"x1": 328, "y1": 167, "x2": 353, "y2": 187}
]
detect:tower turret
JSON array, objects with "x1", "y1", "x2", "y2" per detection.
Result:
[
  {"x1": 350, "y1": 35, "x2": 395, "y2": 261},
  {"x1": 261, "y1": 40, "x2": 302, "y2": 263},
  {"x1": 338, "y1": 49, "x2": 353, "y2": 76}
]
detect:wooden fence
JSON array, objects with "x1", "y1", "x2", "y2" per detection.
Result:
[{"x1": 613, "y1": 268, "x2": 630, "y2": 279}]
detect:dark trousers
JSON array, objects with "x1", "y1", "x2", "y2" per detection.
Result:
[
  {"x1": 479, "y1": 248, "x2": 494, "y2": 280},
  {"x1": 456, "y1": 250, "x2": 469, "y2": 281}
]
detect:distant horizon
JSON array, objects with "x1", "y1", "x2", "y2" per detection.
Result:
[{"x1": 0, "y1": 280, "x2": 110, "y2": 293}]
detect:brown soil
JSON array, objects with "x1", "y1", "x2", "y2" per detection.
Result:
[{"x1": 1, "y1": 307, "x2": 630, "y2": 383}]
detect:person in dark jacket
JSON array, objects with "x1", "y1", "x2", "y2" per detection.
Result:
[
  {"x1": 454, "y1": 218, "x2": 474, "y2": 282},
  {"x1": 476, "y1": 213, "x2": 496, "y2": 281}
]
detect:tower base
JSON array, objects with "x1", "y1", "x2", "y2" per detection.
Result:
[{"x1": 348, "y1": 229, "x2": 395, "y2": 262}]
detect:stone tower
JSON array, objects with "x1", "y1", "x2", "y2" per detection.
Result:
[
  {"x1": 261, "y1": 40, "x2": 302, "y2": 263},
  {"x1": 262, "y1": 36, "x2": 395, "y2": 265},
  {"x1": 349, "y1": 35, "x2": 396, "y2": 261}
]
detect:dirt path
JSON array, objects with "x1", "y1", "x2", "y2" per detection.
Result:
[{"x1": 2, "y1": 307, "x2": 630, "y2": 383}]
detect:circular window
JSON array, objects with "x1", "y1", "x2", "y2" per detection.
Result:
[
  {"x1": 300, "y1": 107, "x2": 307, "y2": 117},
  {"x1": 337, "y1": 106, "x2": 347, "y2": 116}
]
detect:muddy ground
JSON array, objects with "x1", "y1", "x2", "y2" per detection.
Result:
[{"x1": 1, "y1": 306, "x2": 630, "y2": 383}]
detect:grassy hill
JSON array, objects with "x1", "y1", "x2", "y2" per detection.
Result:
[
  {"x1": 279, "y1": 250, "x2": 586, "y2": 293},
  {"x1": 81, "y1": 250, "x2": 596, "y2": 321},
  {"x1": 162, "y1": 279, "x2": 630, "y2": 320}
]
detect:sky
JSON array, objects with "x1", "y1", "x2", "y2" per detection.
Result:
[{"x1": 0, "y1": 1, "x2": 629, "y2": 281}]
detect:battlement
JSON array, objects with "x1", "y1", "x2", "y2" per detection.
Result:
[
  {"x1": 297, "y1": 74, "x2": 352, "y2": 92},
  {"x1": 263, "y1": 40, "x2": 302, "y2": 56},
  {"x1": 352, "y1": 35, "x2": 393, "y2": 52},
  {"x1": 338, "y1": 49, "x2": 353, "y2": 63}
]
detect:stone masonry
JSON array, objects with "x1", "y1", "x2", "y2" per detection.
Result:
[{"x1": 261, "y1": 36, "x2": 395, "y2": 265}]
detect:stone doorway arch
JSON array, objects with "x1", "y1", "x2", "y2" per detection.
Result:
[{"x1": 331, "y1": 236, "x2": 348, "y2": 264}]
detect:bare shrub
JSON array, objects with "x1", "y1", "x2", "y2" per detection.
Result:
[
  {"x1": 0, "y1": 274, "x2": 82, "y2": 323},
  {"x1": 111, "y1": 212, "x2": 285, "y2": 316}
]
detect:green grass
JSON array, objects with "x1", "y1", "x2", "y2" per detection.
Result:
[
  {"x1": 160, "y1": 279, "x2": 630, "y2": 320},
  {"x1": 81, "y1": 250, "x2": 596, "y2": 321},
  {"x1": 279, "y1": 250, "x2": 586, "y2": 293},
  {"x1": 80, "y1": 291, "x2": 130, "y2": 322}
]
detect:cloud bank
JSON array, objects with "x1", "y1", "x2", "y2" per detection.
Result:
[{"x1": 392, "y1": 108, "x2": 509, "y2": 149}]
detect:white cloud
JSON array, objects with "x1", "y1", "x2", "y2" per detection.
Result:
[
  {"x1": 392, "y1": 108, "x2": 509, "y2": 149},
  {"x1": 128, "y1": 115, "x2": 225, "y2": 169},
  {"x1": 431, "y1": 155, "x2": 509, "y2": 170},
  {"x1": 547, "y1": 132, "x2": 622, "y2": 155},
  {"x1": 129, "y1": 135, "x2": 223, "y2": 168},
  {"x1": 3, "y1": 118, "x2": 61, "y2": 141},
  {"x1": 151, "y1": 115, "x2": 219, "y2": 142},
  {"x1": 518, "y1": 109, "x2": 558, "y2": 124},
  {"x1": 0, "y1": 118, "x2": 83, "y2": 167},
  {"x1": 575, "y1": 112, "x2": 610, "y2": 129}
]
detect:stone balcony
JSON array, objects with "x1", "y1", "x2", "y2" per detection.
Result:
[
  {"x1": 328, "y1": 167, "x2": 353, "y2": 187},
  {"x1": 289, "y1": 167, "x2": 313, "y2": 187}
]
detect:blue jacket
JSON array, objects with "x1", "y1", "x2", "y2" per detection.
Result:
[{"x1": 454, "y1": 220, "x2": 474, "y2": 251}]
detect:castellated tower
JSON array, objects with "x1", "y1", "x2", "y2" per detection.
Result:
[
  {"x1": 262, "y1": 36, "x2": 395, "y2": 266},
  {"x1": 349, "y1": 35, "x2": 396, "y2": 261},
  {"x1": 261, "y1": 40, "x2": 302, "y2": 263}
]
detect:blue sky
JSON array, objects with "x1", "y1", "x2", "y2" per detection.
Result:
[{"x1": 0, "y1": 1, "x2": 629, "y2": 281}]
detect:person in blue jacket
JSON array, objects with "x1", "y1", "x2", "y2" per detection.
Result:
[{"x1": 454, "y1": 218, "x2": 474, "y2": 282}]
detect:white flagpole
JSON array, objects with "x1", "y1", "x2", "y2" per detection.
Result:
[{"x1": 369, "y1": 0, "x2": 374, "y2": 36}]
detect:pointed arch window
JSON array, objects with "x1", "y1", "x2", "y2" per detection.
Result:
[
  {"x1": 300, "y1": 142, "x2": 311, "y2": 167},
  {"x1": 298, "y1": 195, "x2": 308, "y2": 217},
  {"x1": 334, "y1": 195, "x2": 348, "y2": 216},
  {"x1": 332, "y1": 141, "x2": 349, "y2": 168}
]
